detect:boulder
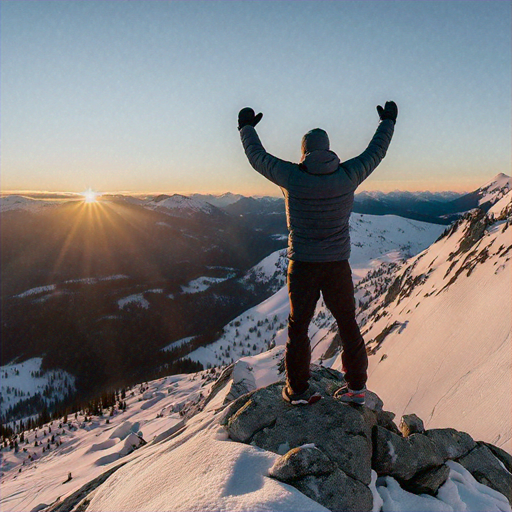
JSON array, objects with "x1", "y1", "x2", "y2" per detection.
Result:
[
  {"x1": 377, "y1": 410, "x2": 401, "y2": 436},
  {"x1": 399, "y1": 414, "x2": 425, "y2": 436},
  {"x1": 269, "y1": 445, "x2": 336, "y2": 481},
  {"x1": 223, "y1": 379, "x2": 373, "y2": 485},
  {"x1": 219, "y1": 367, "x2": 509, "y2": 511},
  {"x1": 372, "y1": 426, "x2": 444, "y2": 480},
  {"x1": 457, "y1": 444, "x2": 512, "y2": 503},
  {"x1": 424, "y1": 428, "x2": 476, "y2": 461},
  {"x1": 364, "y1": 389, "x2": 384, "y2": 413},
  {"x1": 480, "y1": 441, "x2": 512, "y2": 474},
  {"x1": 401, "y1": 464, "x2": 450, "y2": 496},
  {"x1": 294, "y1": 470, "x2": 373, "y2": 512},
  {"x1": 221, "y1": 386, "x2": 281, "y2": 443}
]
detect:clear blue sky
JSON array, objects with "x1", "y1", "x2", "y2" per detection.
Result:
[{"x1": 1, "y1": 0, "x2": 510, "y2": 195}]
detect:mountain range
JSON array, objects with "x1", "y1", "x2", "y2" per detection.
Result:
[{"x1": 0, "y1": 173, "x2": 510, "y2": 512}]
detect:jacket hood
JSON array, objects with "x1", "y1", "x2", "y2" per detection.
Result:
[
  {"x1": 301, "y1": 128, "x2": 330, "y2": 155},
  {"x1": 300, "y1": 149, "x2": 341, "y2": 175}
]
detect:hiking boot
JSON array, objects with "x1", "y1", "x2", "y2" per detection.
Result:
[
  {"x1": 282, "y1": 385, "x2": 322, "y2": 406},
  {"x1": 334, "y1": 385, "x2": 366, "y2": 405}
]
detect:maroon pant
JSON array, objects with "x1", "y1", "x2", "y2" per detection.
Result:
[{"x1": 286, "y1": 259, "x2": 368, "y2": 393}]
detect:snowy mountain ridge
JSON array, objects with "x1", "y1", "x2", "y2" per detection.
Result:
[
  {"x1": 1, "y1": 177, "x2": 511, "y2": 512},
  {"x1": 0, "y1": 195, "x2": 62, "y2": 213},
  {"x1": 478, "y1": 173, "x2": 511, "y2": 207},
  {"x1": 143, "y1": 193, "x2": 220, "y2": 217}
]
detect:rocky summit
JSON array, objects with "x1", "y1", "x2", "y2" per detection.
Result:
[{"x1": 221, "y1": 366, "x2": 512, "y2": 512}]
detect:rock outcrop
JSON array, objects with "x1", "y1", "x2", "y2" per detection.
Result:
[{"x1": 220, "y1": 366, "x2": 512, "y2": 512}]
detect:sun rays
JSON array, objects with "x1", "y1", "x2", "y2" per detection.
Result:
[
  {"x1": 47, "y1": 198, "x2": 166, "y2": 286},
  {"x1": 82, "y1": 188, "x2": 100, "y2": 203}
]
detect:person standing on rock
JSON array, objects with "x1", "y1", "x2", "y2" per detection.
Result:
[{"x1": 238, "y1": 102, "x2": 397, "y2": 405}]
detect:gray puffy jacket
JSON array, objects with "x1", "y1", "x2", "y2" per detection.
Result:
[{"x1": 240, "y1": 119, "x2": 394, "y2": 262}]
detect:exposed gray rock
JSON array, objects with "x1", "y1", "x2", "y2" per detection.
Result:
[
  {"x1": 457, "y1": 444, "x2": 512, "y2": 503},
  {"x1": 401, "y1": 464, "x2": 450, "y2": 496},
  {"x1": 294, "y1": 469, "x2": 373, "y2": 512},
  {"x1": 220, "y1": 368, "x2": 509, "y2": 512},
  {"x1": 269, "y1": 445, "x2": 336, "y2": 481},
  {"x1": 424, "y1": 428, "x2": 476, "y2": 461},
  {"x1": 377, "y1": 410, "x2": 401, "y2": 436},
  {"x1": 364, "y1": 390, "x2": 384, "y2": 413},
  {"x1": 222, "y1": 386, "x2": 281, "y2": 443},
  {"x1": 400, "y1": 414, "x2": 425, "y2": 436},
  {"x1": 309, "y1": 364, "x2": 347, "y2": 396},
  {"x1": 372, "y1": 426, "x2": 444, "y2": 480},
  {"x1": 223, "y1": 379, "x2": 373, "y2": 485},
  {"x1": 480, "y1": 441, "x2": 512, "y2": 474}
]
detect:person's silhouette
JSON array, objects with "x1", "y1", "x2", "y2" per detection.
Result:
[{"x1": 238, "y1": 101, "x2": 397, "y2": 405}]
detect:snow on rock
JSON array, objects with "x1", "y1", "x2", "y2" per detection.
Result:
[
  {"x1": 117, "y1": 293, "x2": 150, "y2": 309},
  {"x1": 377, "y1": 461, "x2": 512, "y2": 512},
  {"x1": 477, "y1": 173, "x2": 511, "y2": 207}
]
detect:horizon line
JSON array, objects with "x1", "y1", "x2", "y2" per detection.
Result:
[{"x1": 0, "y1": 188, "x2": 474, "y2": 199}]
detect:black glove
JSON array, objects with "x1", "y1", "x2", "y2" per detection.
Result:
[
  {"x1": 238, "y1": 107, "x2": 263, "y2": 130},
  {"x1": 376, "y1": 101, "x2": 398, "y2": 124}
]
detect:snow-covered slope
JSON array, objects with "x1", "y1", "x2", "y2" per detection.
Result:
[
  {"x1": 2, "y1": 354, "x2": 510, "y2": 512},
  {"x1": 356, "y1": 204, "x2": 512, "y2": 452},
  {"x1": 348, "y1": 213, "x2": 445, "y2": 279},
  {"x1": 239, "y1": 248, "x2": 288, "y2": 294},
  {"x1": 1, "y1": 359, "x2": 75, "y2": 423},
  {"x1": 185, "y1": 214, "x2": 444, "y2": 367},
  {"x1": 144, "y1": 194, "x2": 219, "y2": 217},
  {"x1": 0, "y1": 196, "x2": 61, "y2": 213},
  {"x1": 477, "y1": 173, "x2": 511, "y2": 207}
]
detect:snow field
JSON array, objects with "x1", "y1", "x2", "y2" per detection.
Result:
[
  {"x1": 181, "y1": 273, "x2": 236, "y2": 294},
  {"x1": 0, "y1": 358, "x2": 75, "y2": 420},
  {"x1": 2, "y1": 353, "x2": 511, "y2": 512},
  {"x1": 0, "y1": 371, "x2": 215, "y2": 511},
  {"x1": 362, "y1": 212, "x2": 512, "y2": 451},
  {"x1": 117, "y1": 293, "x2": 150, "y2": 309}
]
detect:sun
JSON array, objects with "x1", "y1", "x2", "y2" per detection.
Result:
[{"x1": 82, "y1": 188, "x2": 100, "y2": 203}]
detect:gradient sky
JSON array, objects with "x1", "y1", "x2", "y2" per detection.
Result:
[{"x1": 1, "y1": 0, "x2": 510, "y2": 196}]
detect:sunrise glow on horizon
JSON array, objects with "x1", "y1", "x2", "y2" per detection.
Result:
[{"x1": 1, "y1": 1, "x2": 510, "y2": 196}]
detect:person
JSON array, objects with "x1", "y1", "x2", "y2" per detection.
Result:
[{"x1": 238, "y1": 101, "x2": 397, "y2": 405}]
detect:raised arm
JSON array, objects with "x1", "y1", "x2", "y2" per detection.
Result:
[
  {"x1": 342, "y1": 101, "x2": 397, "y2": 188},
  {"x1": 238, "y1": 108, "x2": 293, "y2": 188}
]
